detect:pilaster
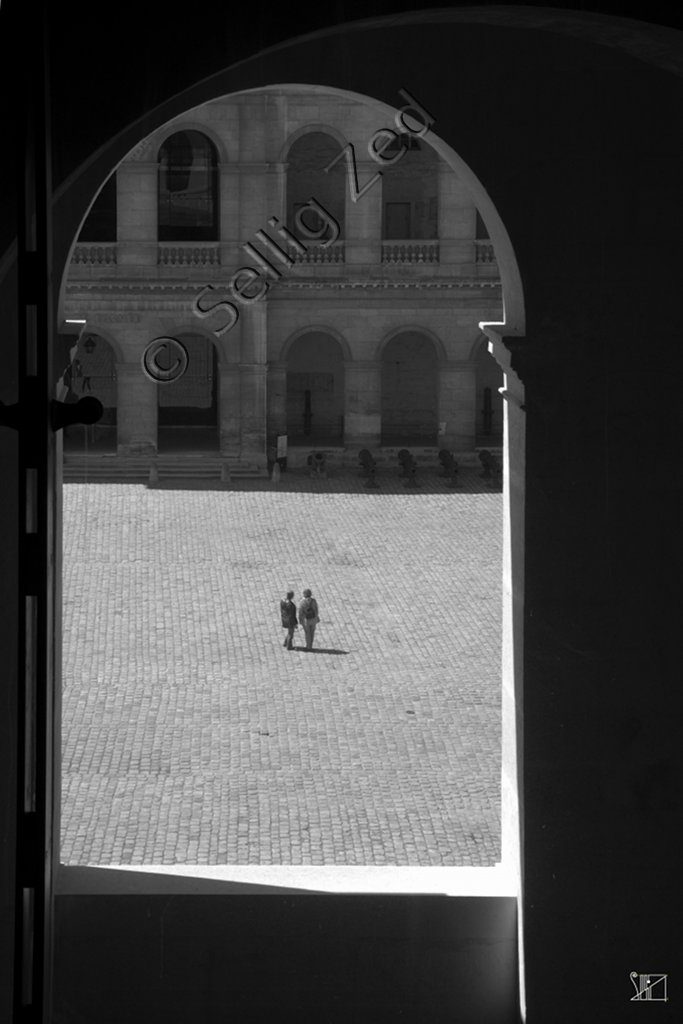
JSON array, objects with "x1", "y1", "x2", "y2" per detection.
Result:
[
  {"x1": 115, "y1": 362, "x2": 157, "y2": 454},
  {"x1": 344, "y1": 159, "x2": 382, "y2": 265},
  {"x1": 437, "y1": 164, "x2": 476, "y2": 266},
  {"x1": 237, "y1": 303, "x2": 268, "y2": 464},
  {"x1": 117, "y1": 162, "x2": 157, "y2": 266},
  {"x1": 218, "y1": 364, "x2": 241, "y2": 455},
  {"x1": 239, "y1": 363, "x2": 267, "y2": 466},
  {"x1": 266, "y1": 361, "x2": 287, "y2": 442},
  {"x1": 219, "y1": 164, "x2": 240, "y2": 264}
]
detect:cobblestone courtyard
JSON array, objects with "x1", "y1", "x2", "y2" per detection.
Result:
[{"x1": 61, "y1": 470, "x2": 503, "y2": 867}]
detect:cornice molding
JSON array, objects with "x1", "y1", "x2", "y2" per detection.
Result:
[{"x1": 66, "y1": 277, "x2": 501, "y2": 297}]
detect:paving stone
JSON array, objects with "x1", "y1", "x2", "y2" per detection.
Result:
[{"x1": 61, "y1": 468, "x2": 503, "y2": 866}]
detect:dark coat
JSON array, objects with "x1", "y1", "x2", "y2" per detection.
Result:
[{"x1": 280, "y1": 599, "x2": 297, "y2": 628}]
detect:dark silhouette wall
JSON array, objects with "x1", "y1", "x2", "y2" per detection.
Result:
[{"x1": 1, "y1": 4, "x2": 682, "y2": 1021}]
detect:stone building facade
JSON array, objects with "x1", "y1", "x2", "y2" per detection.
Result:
[{"x1": 63, "y1": 87, "x2": 503, "y2": 468}]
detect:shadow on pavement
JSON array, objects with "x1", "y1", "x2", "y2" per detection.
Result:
[
  {"x1": 56, "y1": 865, "x2": 328, "y2": 895},
  {"x1": 291, "y1": 647, "x2": 349, "y2": 655}
]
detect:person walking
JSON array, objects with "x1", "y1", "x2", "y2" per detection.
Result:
[
  {"x1": 280, "y1": 590, "x2": 298, "y2": 650},
  {"x1": 298, "y1": 588, "x2": 320, "y2": 651}
]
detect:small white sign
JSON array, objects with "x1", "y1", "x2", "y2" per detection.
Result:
[{"x1": 277, "y1": 435, "x2": 287, "y2": 458}]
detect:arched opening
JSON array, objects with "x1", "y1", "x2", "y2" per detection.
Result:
[
  {"x1": 62, "y1": 332, "x2": 118, "y2": 452},
  {"x1": 285, "y1": 331, "x2": 345, "y2": 444},
  {"x1": 286, "y1": 131, "x2": 346, "y2": 245},
  {"x1": 157, "y1": 332, "x2": 219, "y2": 451},
  {"x1": 158, "y1": 130, "x2": 219, "y2": 241},
  {"x1": 380, "y1": 331, "x2": 438, "y2": 445},
  {"x1": 55, "y1": 81, "x2": 524, "y2": 898}
]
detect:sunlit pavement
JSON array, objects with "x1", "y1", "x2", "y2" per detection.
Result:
[{"x1": 60, "y1": 468, "x2": 503, "y2": 867}]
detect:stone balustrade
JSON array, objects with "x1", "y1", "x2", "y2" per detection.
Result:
[
  {"x1": 70, "y1": 238, "x2": 496, "y2": 270},
  {"x1": 475, "y1": 239, "x2": 496, "y2": 264},
  {"x1": 287, "y1": 242, "x2": 345, "y2": 264},
  {"x1": 158, "y1": 244, "x2": 221, "y2": 266},
  {"x1": 71, "y1": 244, "x2": 118, "y2": 266},
  {"x1": 381, "y1": 241, "x2": 440, "y2": 264}
]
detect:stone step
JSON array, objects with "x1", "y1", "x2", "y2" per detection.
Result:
[{"x1": 62, "y1": 455, "x2": 266, "y2": 483}]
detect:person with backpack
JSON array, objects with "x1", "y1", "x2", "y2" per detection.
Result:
[
  {"x1": 298, "y1": 588, "x2": 320, "y2": 651},
  {"x1": 280, "y1": 590, "x2": 298, "y2": 650}
]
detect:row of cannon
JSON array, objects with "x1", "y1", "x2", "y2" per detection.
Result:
[{"x1": 358, "y1": 448, "x2": 502, "y2": 488}]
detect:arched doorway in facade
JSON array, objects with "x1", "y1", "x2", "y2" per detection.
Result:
[
  {"x1": 62, "y1": 331, "x2": 118, "y2": 452},
  {"x1": 285, "y1": 331, "x2": 345, "y2": 444},
  {"x1": 380, "y1": 330, "x2": 438, "y2": 446},
  {"x1": 156, "y1": 332, "x2": 219, "y2": 451}
]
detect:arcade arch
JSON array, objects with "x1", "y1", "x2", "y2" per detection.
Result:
[
  {"x1": 158, "y1": 130, "x2": 219, "y2": 242},
  {"x1": 62, "y1": 331, "x2": 118, "y2": 452},
  {"x1": 156, "y1": 332, "x2": 220, "y2": 451},
  {"x1": 380, "y1": 330, "x2": 439, "y2": 446},
  {"x1": 284, "y1": 330, "x2": 346, "y2": 443}
]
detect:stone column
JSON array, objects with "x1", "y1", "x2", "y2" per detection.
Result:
[
  {"x1": 344, "y1": 159, "x2": 382, "y2": 265},
  {"x1": 267, "y1": 361, "x2": 287, "y2": 442},
  {"x1": 116, "y1": 162, "x2": 157, "y2": 266},
  {"x1": 438, "y1": 360, "x2": 477, "y2": 451},
  {"x1": 115, "y1": 363, "x2": 157, "y2": 454},
  {"x1": 343, "y1": 360, "x2": 382, "y2": 448},
  {"x1": 218, "y1": 363, "x2": 241, "y2": 455},
  {"x1": 437, "y1": 164, "x2": 476, "y2": 267}
]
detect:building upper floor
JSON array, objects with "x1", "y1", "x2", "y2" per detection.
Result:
[{"x1": 69, "y1": 86, "x2": 499, "y2": 285}]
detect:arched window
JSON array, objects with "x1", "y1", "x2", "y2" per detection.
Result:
[
  {"x1": 158, "y1": 130, "x2": 218, "y2": 241},
  {"x1": 286, "y1": 132, "x2": 345, "y2": 241}
]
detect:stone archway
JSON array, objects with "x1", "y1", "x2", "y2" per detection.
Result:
[
  {"x1": 285, "y1": 331, "x2": 345, "y2": 444},
  {"x1": 380, "y1": 330, "x2": 438, "y2": 445},
  {"x1": 52, "y1": 71, "x2": 525, "y2": 911},
  {"x1": 156, "y1": 332, "x2": 219, "y2": 451}
]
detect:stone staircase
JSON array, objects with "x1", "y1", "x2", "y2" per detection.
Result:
[{"x1": 62, "y1": 452, "x2": 267, "y2": 484}]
